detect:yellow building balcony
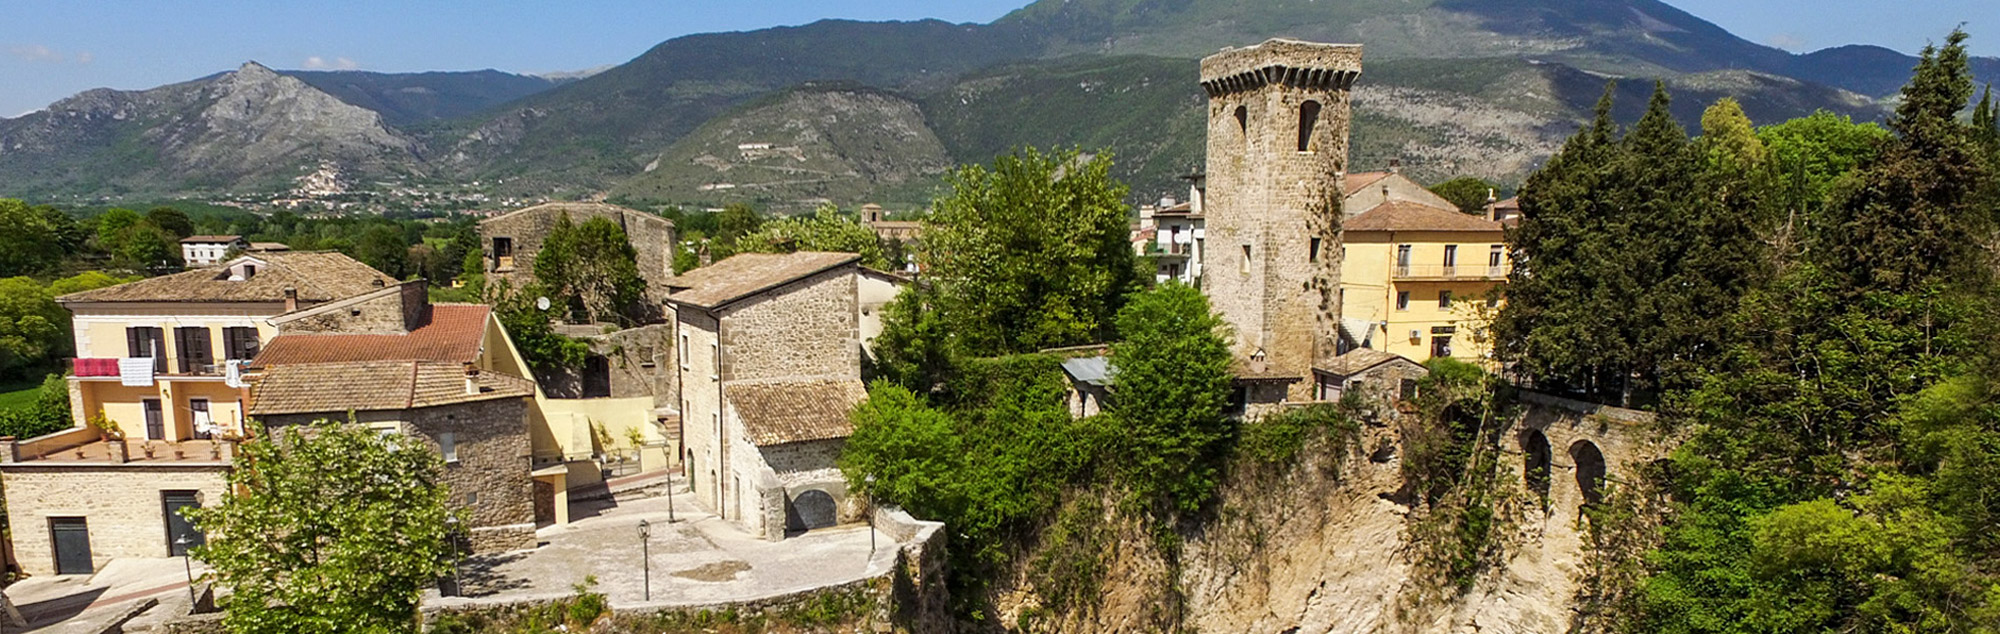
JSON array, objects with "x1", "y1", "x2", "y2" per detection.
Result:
[{"x1": 1393, "y1": 263, "x2": 1511, "y2": 281}]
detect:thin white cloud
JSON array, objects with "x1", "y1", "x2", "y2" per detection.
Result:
[
  {"x1": 1766, "y1": 33, "x2": 1808, "y2": 51},
  {"x1": 8, "y1": 44, "x2": 63, "y2": 63},
  {"x1": 302, "y1": 56, "x2": 358, "y2": 70},
  {"x1": 74, "y1": 51, "x2": 93, "y2": 64}
]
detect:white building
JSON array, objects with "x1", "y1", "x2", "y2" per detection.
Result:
[
  {"x1": 1136, "y1": 179, "x2": 1207, "y2": 285},
  {"x1": 179, "y1": 236, "x2": 248, "y2": 267}
]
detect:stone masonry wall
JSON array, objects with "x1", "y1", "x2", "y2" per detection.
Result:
[
  {"x1": 276, "y1": 283, "x2": 424, "y2": 335},
  {"x1": 719, "y1": 268, "x2": 859, "y2": 383},
  {"x1": 590, "y1": 323, "x2": 676, "y2": 406},
  {"x1": 262, "y1": 397, "x2": 537, "y2": 553},
  {"x1": 1201, "y1": 40, "x2": 1361, "y2": 401},
  {"x1": 1, "y1": 465, "x2": 229, "y2": 576},
  {"x1": 479, "y1": 204, "x2": 677, "y2": 303}
]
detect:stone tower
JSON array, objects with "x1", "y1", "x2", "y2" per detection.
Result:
[{"x1": 1198, "y1": 39, "x2": 1361, "y2": 403}]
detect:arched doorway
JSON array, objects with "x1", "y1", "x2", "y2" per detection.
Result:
[
  {"x1": 786, "y1": 489, "x2": 838, "y2": 532},
  {"x1": 1522, "y1": 428, "x2": 1552, "y2": 502},
  {"x1": 1570, "y1": 440, "x2": 1607, "y2": 506}
]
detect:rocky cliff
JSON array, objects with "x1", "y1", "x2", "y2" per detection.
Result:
[
  {"x1": 989, "y1": 394, "x2": 1666, "y2": 634},
  {"x1": 0, "y1": 62, "x2": 418, "y2": 196}
]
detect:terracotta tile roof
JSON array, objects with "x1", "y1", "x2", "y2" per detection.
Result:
[
  {"x1": 666, "y1": 252, "x2": 858, "y2": 310},
  {"x1": 251, "y1": 304, "x2": 490, "y2": 366},
  {"x1": 1316, "y1": 348, "x2": 1416, "y2": 377},
  {"x1": 57, "y1": 251, "x2": 397, "y2": 304},
  {"x1": 180, "y1": 235, "x2": 244, "y2": 243},
  {"x1": 725, "y1": 379, "x2": 867, "y2": 446},
  {"x1": 1344, "y1": 201, "x2": 1504, "y2": 233},
  {"x1": 249, "y1": 361, "x2": 534, "y2": 416},
  {"x1": 1342, "y1": 171, "x2": 1393, "y2": 196}
]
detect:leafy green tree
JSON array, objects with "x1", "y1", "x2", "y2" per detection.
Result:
[
  {"x1": 0, "y1": 200, "x2": 64, "y2": 277},
  {"x1": 1428, "y1": 177, "x2": 1502, "y2": 214},
  {"x1": 1757, "y1": 112, "x2": 1889, "y2": 213},
  {"x1": 488, "y1": 281, "x2": 588, "y2": 380},
  {"x1": 189, "y1": 420, "x2": 456, "y2": 634},
  {"x1": 867, "y1": 286, "x2": 955, "y2": 392},
  {"x1": 1492, "y1": 84, "x2": 1632, "y2": 400},
  {"x1": 1636, "y1": 30, "x2": 2000, "y2": 632},
  {"x1": 354, "y1": 226, "x2": 410, "y2": 279},
  {"x1": 921, "y1": 147, "x2": 1138, "y2": 355},
  {"x1": 94, "y1": 208, "x2": 143, "y2": 247},
  {"x1": 532, "y1": 214, "x2": 650, "y2": 326},
  {"x1": 0, "y1": 277, "x2": 70, "y2": 380},
  {"x1": 1107, "y1": 282, "x2": 1234, "y2": 512},
  {"x1": 732, "y1": 205, "x2": 892, "y2": 269},
  {"x1": 145, "y1": 207, "x2": 195, "y2": 239}
]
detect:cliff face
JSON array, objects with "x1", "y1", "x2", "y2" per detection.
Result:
[{"x1": 991, "y1": 397, "x2": 1657, "y2": 634}]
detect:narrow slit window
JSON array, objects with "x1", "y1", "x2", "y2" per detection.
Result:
[
  {"x1": 1297, "y1": 100, "x2": 1322, "y2": 152},
  {"x1": 1240, "y1": 244, "x2": 1252, "y2": 275},
  {"x1": 1234, "y1": 105, "x2": 1248, "y2": 135},
  {"x1": 1309, "y1": 237, "x2": 1322, "y2": 263}
]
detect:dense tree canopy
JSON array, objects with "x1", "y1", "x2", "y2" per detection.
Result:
[
  {"x1": 730, "y1": 205, "x2": 893, "y2": 270},
  {"x1": 190, "y1": 420, "x2": 456, "y2": 634},
  {"x1": 1428, "y1": 176, "x2": 1503, "y2": 214},
  {"x1": 921, "y1": 147, "x2": 1139, "y2": 356},
  {"x1": 531, "y1": 214, "x2": 650, "y2": 326}
]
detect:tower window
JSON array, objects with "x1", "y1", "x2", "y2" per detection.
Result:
[
  {"x1": 1240, "y1": 244, "x2": 1252, "y2": 275},
  {"x1": 1297, "y1": 100, "x2": 1322, "y2": 152},
  {"x1": 1309, "y1": 237, "x2": 1322, "y2": 262},
  {"x1": 1234, "y1": 105, "x2": 1248, "y2": 135}
]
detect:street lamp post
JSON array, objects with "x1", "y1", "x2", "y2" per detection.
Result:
[
  {"x1": 443, "y1": 516, "x2": 462, "y2": 597},
  {"x1": 175, "y1": 535, "x2": 195, "y2": 608},
  {"x1": 864, "y1": 474, "x2": 877, "y2": 554},
  {"x1": 638, "y1": 519, "x2": 651, "y2": 601}
]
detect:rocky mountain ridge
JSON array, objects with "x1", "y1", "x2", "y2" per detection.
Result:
[{"x1": 1, "y1": 0, "x2": 1990, "y2": 203}]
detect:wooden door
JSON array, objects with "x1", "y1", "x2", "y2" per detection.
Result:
[{"x1": 144, "y1": 399, "x2": 163, "y2": 439}]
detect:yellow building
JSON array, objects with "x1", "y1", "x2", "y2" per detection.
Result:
[
  {"x1": 1338, "y1": 201, "x2": 1509, "y2": 365},
  {"x1": 55, "y1": 252, "x2": 401, "y2": 441}
]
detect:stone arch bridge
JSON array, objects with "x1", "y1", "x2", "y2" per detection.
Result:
[{"x1": 1503, "y1": 390, "x2": 1670, "y2": 511}]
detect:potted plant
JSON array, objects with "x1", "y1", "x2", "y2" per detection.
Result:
[{"x1": 87, "y1": 411, "x2": 123, "y2": 442}]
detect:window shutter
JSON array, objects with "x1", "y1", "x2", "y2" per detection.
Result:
[
  {"x1": 173, "y1": 328, "x2": 189, "y2": 373},
  {"x1": 128, "y1": 328, "x2": 143, "y2": 357}
]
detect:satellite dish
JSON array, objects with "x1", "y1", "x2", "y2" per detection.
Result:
[{"x1": 535, "y1": 296, "x2": 551, "y2": 311}]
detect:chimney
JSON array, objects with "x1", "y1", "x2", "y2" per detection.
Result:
[
  {"x1": 463, "y1": 362, "x2": 481, "y2": 395},
  {"x1": 282, "y1": 286, "x2": 298, "y2": 312},
  {"x1": 371, "y1": 278, "x2": 385, "y2": 288},
  {"x1": 1388, "y1": 158, "x2": 1402, "y2": 173}
]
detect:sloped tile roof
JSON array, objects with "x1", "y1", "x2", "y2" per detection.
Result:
[
  {"x1": 665, "y1": 252, "x2": 858, "y2": 310},
  {"x1": 725, "y1": 379, "x2": 867, "y2": 446},
  {"x1": 1344, "y1": 201, "x2": 1504, "y2": 233},
  {"x1": 180, "y1": 235, "x2": 243, "y2": 243},
  {"x1": 249, "y1": 361, "x2": 533, "y2": 416},
  {"x1": 58, "y1": 251, "x2": 396, "y2": 304},
  {"x1": 251, "y1": 304, "x2": 490, "y2": 366},
  {"x1": 1342, "y1": 171, "x2": 1393, "y2": 196},
  {"x1": 1316, "y1": 348, "x2": 1417, "y2": 377}
]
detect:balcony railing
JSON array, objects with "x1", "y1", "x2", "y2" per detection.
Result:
[{"x1": 1393, "y1": 264, "x2": 1511, "y2": 280}]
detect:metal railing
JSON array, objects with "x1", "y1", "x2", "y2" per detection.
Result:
[{"x1": 1393, "y1": 264, "x2": 1511, "y2": 280}]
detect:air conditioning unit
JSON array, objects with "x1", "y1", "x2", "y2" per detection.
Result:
[{"x1": 1408, "y1": 329, "x2": 1421, "y2": 340}]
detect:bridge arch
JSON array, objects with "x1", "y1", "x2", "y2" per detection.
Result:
[{"x1": 1570, "y1": 440, "x2": 1606, "y2": 507}]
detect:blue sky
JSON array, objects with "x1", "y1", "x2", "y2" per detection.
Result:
[{"x1": 3, "y1": 0, "x2": 1994, "y2": 117}]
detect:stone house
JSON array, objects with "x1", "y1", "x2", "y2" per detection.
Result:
[
  {"x1": 1312, "y1": 348, "x2": 1429, "y2": 404},
  {"x1": 179, "y1": 235, "x2": 247, "y2": 267},
  {"x1": 476, "y1": 202, "x2": 677, "y2": 304},
  {"x1": 666, "y1": 252, "x2": 870, "y2": 540},
  {"x1": 249, "y1": 361, "x2": 538, "y2": 553}
]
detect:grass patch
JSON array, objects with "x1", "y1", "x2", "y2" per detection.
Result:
[{"x1": 0, "y1": 380, "x2": 43, "y2": 412}]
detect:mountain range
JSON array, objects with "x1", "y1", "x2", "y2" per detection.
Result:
[{"x1": 2, "y1": 0, "x2": 1994, "y2": 208}]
